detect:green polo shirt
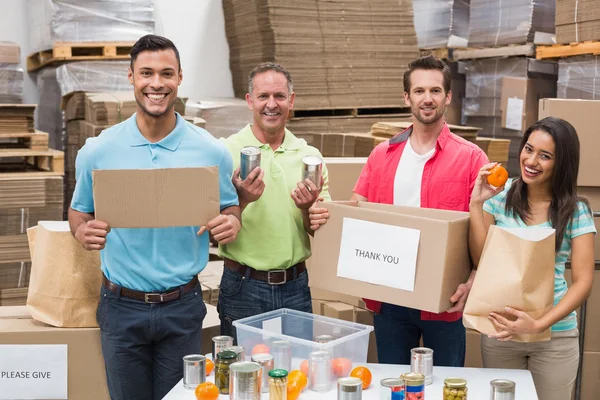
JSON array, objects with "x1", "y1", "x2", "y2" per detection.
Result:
[{"x1": 219, "y1": 124, "x2": 331, "y2": 270}]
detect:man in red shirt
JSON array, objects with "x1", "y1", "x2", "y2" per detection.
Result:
[{"x1": 309, "y1": 55, "x2": 489, "y2": 366}]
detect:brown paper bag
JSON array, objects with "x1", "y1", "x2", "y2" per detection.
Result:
[
  {"x1": 26, "y1": 221, "x2": 102, "y2": 327},
  {"x1": 463, "y1": 225, "x2": 555, "y2": 342}
]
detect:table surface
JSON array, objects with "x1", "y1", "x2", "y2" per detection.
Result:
[{"x1": 164, "y1": 363, "x2": 537, "y2": 399}]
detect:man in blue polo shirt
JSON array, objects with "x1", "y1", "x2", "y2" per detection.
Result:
[{"x1": 68, "y1": 35, "x2": 240, "y2": 400}]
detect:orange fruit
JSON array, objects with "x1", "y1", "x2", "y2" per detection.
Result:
[
  {"x1": 288, "y1": 370, "x2": 308, "y2": 390},
  {"x1": 195, "y1": 382, "x2": 219, "y2": 400},
  {"x1": 487, "y1": 164, "x2": 508, "y2": 188},
  {"x1": 332, "y1": 358, "x2": 352, "y2": 377},
  {"x1": 287, "y1": 384, "x2": 302, "y2": 400},
  {"x1": 350, "y1": 366, "x2": 372, "y2": 389},
  {"x1": 300, "y1": 359, "x2": 309, "y2": 377},
  {"x1": 205, "y1": 359, "x2": 215, "y2": 376},
  {"x1": 251, "y1": 344, "x2": 271, "y2": 356}
]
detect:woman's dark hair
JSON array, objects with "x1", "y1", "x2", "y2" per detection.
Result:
[{"x1": 506, "y1": 117, "x2": 592, "y2": 251}]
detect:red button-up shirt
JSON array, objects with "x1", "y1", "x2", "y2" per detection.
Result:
[{"x1": 353, "y1": 123, "x2": 489, "y2": 322}]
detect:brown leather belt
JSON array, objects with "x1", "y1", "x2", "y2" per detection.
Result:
[
  {"x1": 224, "y1": 258, "x2": 306, "y2": 285},
  {"x1": 102, "y1": 275, "x2": 198, "y2": 304}
]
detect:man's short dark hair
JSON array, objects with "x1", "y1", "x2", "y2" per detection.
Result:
[
  {"x1": 403, "y1": 55, "x2": 451, "y2": 94},
  {"x1": 130, "y1": 34, "x2": 181, "y2": 71},
  {"x1": 248, "y1": 62, "x2": 294, "y2": 94}
]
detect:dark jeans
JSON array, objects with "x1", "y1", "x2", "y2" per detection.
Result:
[
  {"x1": 374, "y1": 302, "x2": 466, "y2": 367},
  {"x1": 217, "y1": 265, "x2": 313, "y2": 341},
  {"x1": 97, "y1": 282, "x2": 207, "y2": 400}
]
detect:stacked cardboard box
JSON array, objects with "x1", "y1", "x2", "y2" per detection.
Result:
[
  {"x1": 185, "y1": 99, "x2": 252, "y2": 139},
  {"x1": 557, "y1": 56, "x2": 600, "y2": 100},
  {"x1": 222, "y1": 0, "x2": 420, "y2": 109},
  {"x1": 467, "y1": 0, "x2": 555, "y2": 47},
  {"x1": 462, "y1": 57, "x2": 557, "y2": 175},
  {"x1": 0, "y1": 42, "x2": 23, "y2": 103},
  {"x1": 412, "y1": 0, "x2": 470, "y2": 49},
  {"x1": 27, "y1": 0, "x2": 155, "y2": 53},
  {"x1": 556, "y1": 0, "x2": 600, "y2": 43},
  {"x1": 286, "y1": 113, "x2": 411, "y2": 136}
]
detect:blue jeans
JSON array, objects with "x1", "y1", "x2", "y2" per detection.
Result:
[
  {"x1": 374, "y1": 303, "x2": 465, "y2": 367},
  {"x1": 97, "y1": 282, "x2": 207, "y2": 400},
  {"x1": 217, "y1": 265, "x2": 313, "y2": 341}
]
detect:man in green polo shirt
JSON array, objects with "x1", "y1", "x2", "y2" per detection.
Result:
[{"x1": 218, "y1": 62, "x2": 331, "y2": 337}]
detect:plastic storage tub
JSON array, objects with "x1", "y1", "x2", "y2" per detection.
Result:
[{"x1": 232, "y1": 308, "x2": 373, "y2": 377}]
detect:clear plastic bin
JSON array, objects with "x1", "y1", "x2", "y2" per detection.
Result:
[{"x1": 232, "y1": 308, "x2": 373, "y2": 378}]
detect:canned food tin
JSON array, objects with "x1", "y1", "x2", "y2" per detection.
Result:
[
  {"x1": 240, "y1": 146, "x2": 261, "y2": 180},
  {"x1": 380, "y1": 378, "x2": 405, "y2": 400},
  {"x1": 308, "y1": 350, "x2": 333, "y2": 393},
  {"x1": 302, "y1": 155, "x2": 323, "y2": 190},
  {"x1": 229, "y1": 361, "x2": 262, "y2": 400},
  {"x1": 400, "y1": 373, "x2": 425, "y2": 399},
  {"x1": 251, "y1": 353, "x2": 274, "y2": 393},
  {"x1": 271, "y1": 340, "x2": 292, "y2": 372},
  {"x1": 490, "y1": 379, "x2": 515, "y2": 400},
  {"x1": 444, "y1": 377, "x2": 467, "y2": 400},
  {"x1": 212, "y1": 335, "x2": 234, "y2": 360},
  {"x1": 337, "y1": 377, "x2": 363, "y2": 400},
  {"x1": 226, "y1": 345, "x2": 247, "y2": 362},
  {"x1": 410, "y1": 347, "x2": 433, "y2": 385},
  {"x1": 182, "y1": 354, "x2": 206, "y2": 389},
  {"x1": 314, "y1": 334, "x2": 335, "y2": 344}
]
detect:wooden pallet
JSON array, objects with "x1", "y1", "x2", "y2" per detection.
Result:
[
  {"x1": 453, "y1": 44, "x2": 535, "y2": 61},
  {"x1": 289, "y1": 105, "x2": 408, "y2": 119},
  {"x1": 0, "y1": 131, "x2": 49, "y2": 151},
  {"x1": 0, "y1": 149, "x2": 64, "y2": 176},
  {"x1": 536, "y1": 41, "x2": 600, "y2": 60},
  {"x1": 27, "y1": 41, "x2": 135, "y2": 72},
  {"x1": 419, "y1": 48, "x2": 451, "y2": 60}
]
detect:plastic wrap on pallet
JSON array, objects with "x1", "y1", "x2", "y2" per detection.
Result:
[
  {"x1": 185, "y1": 99, "x2": 253, "y2": 139},
  {"x1": 0, "y1": 64, "x2": 23, "y2": 103},
  {"x1": 557, "y1": 56, "x2": 600, "y2": 100},
  {"x1": 467, "y1": 0, "x2": 555, "y2": 47},
  {"x1": 413, "y1": 0, "x2": 470, "y2": 49},
  {"x1": 464, "y1": 58, "x2": 530, "y2": 99},
  {"x1": 27, "y1": 0, "x2": 155, "y2": 53}
]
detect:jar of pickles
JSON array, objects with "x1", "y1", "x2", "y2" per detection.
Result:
[
  {"x1": 443, "y1": 378, "x2": 468, "y2": 399},
  {"x1": 215, "y1": 350, "x2": 238, "y2": 394},
  {"x1": 268, "y1": 369, "x2": 288, "y2": 400}
]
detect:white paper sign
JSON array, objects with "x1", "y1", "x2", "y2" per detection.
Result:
[
  {"x1": 0, "y1": 345, "x2": 67, "y2": 399},
  {"x1": 505, "y1": 97, "x2": 524, "y2": 131},
  {"x1": 262, "y1": 317, "x2": 282, "y2": 335},
  {"x1": 336, "y1": 218, "x2": 421, "y2": 291}
]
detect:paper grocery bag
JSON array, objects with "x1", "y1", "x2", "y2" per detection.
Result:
[
  {"x1": 26, "y1": 221, "x2": 102, "y2": 327},
  {"x1": 463, "y1": 225, "x2": 555, "y2": 342}
]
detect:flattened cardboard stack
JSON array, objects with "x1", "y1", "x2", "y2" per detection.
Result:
[
  {"x1": 557, "y1": 56, "x2": 600, "y2": 100},
  {"x1": 185, "y1": 99, "x2": 253, "y2": 139},
  {"x1": 286, "y1": 113, "x2": 411, "y2": 136},
  {"x1": 413, "y1": 0, "x2": 470, "y2": 49},
  {"x1": 467, "y1": 0, "x2": 555, "y2": 47},
  {"x1": 462, "y1": 57, "x2": 557, "y2": 175},
  {"x1": 0, "y1": 42, "x2": 23, "y2": 103},
  {"x1": 222, "y1": 0, "x2": 420, "y2": 110},
  {"x1": 0, "y1": 105, "x2": 35, "y2": 134},
  {"x1": 556, "y1": 0, "x2": 600, "y2": 43}
]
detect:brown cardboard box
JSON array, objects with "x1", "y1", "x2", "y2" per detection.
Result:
[
  {"x1": 501, "y1": 77, "x2": 556, "y2": 132},
  {"x1": 93, "y1": 167, "x2": 220, "y2": 228},
  {"x1": 309, "y1": 201, "x2": 471, "y2": 313},
  {"x1": 539, "y1": 99, "x2": 600, "y2": 187},
  {"x1": 465, "y1": 330, "x2": 483, "y2": 368},
  {"x1": 0, "y1": 42, "x2": 20, "y2": 64},
  {"x1": 353, "y1": 308, "x2": 378, "y2": 363},
  {"x1": 323, "y1": 158, "x2": 367, "y2": 201},
  {"x1": 322, "y1": 302, "x2": 354, "y2": 321},
  {"x1": 310, "y1": 288, "x2": 366, "y2": 309},
  {"x1": 580, "y1": 351, "x2": 600, "y2": 400},
  {"x1": 577, "y1": 187, "x2": 600, "y2": 258}
]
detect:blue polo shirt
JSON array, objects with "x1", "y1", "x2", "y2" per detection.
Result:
[{"x1": 71, "y1": 113, "x2": 238, "y2": 292}]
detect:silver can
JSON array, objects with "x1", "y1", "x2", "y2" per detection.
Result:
[
  {"x1": 302, "y1": 155, "x2": 323, "y2": 190},
  {"x1": 182, "y1": 354, "x2": 206, "y2": 389},
  {"x1": 337, "y1": 377, "x2": 362, "y2": 400},
  {"x1": 380, "y1": 378, "x2": 405, "y2": 400},
  {"x1": 490, "y1": 379, "x2": 516, "y2": 400},
  {"x1": 410, "y1": 347, "x2": 433, "y2": 385},
  {"x1": 314, "y1": 334, "x2": 335, "y2": 344},
  {"x1": 212, "y1": 335, "x2": 234, "y2": 360},
  {"x1": 240, "y1": 146, "x2": 261, "y2": 180},
  {"x1": 226, "y1": 345, "x2": 247, "y2": 362},
  {"x1": 229, "y1": 361, "x2": 262, "y2": 400},
  {"x1": 308, "y1": 350, "x2": 333, "y2": 393},
  {"x1": 251, "y1": 353, "x2": 274, "y2": 393},
  {"x1": 271, "y1": 340, "x2": 292, "y2": 372}
]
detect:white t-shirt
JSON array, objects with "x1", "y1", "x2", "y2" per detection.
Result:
[{"x1": 393, "y1": 137, "x2": 435, "y2": 206}]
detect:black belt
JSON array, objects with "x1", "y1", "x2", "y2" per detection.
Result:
[{"x1": 223, "y1": 258, "x2": 306, "y2": 285}]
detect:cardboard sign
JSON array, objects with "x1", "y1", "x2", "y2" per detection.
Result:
[
  {"x1": 336, "y1": 217, "x2": 420, "y2": 291},
  {"x1": 0, "y1": 345, "x2": 67, "y2": 399},
  {"x1": 93, "y1": 167, "x2": 220, "y2": 228}
]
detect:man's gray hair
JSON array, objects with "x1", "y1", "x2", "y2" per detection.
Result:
[{"x1": 248, "y1": 62, "x2": 294, "y2": 94}]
